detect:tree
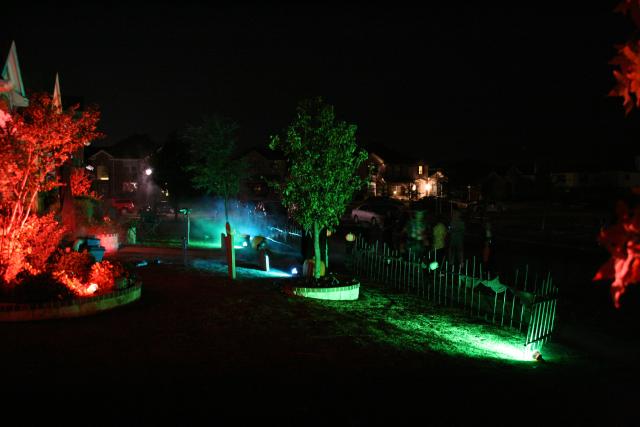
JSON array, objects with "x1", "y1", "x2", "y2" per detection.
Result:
[
  {"x1": 596, "y1": 1, "x2": 640, "y2": 307},
  {"x1": 270, "y1": 97, "x2": 368, "y2": 279},
  {"x1": 183, "y1": 115, "x2": 244, "y2": 225},
  {"x1": 0, "y1": 93, "x2": 102, "y2": 284},
  {"x1": 70, "y1": 167, "x2": 101, "y2": 199},
  {"x1": 151, "y1": 131, "x2": 195, "y2": 220},
  {"x1": 593, "y1": 198, "x2": 640, "y2": 308},
  {"x1": 610, "y1": 1, "x2": 640, "y2": 114}
]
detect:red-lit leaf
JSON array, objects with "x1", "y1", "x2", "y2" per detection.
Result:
[
  {"x1": 593, "y1": 258, "x2": 616, "y2": 281},
  {"x1": 70, "y1": 167, "x2": 101, "y2": 199}
]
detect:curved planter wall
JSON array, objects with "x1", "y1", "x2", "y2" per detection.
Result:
[
  {"x1": 0, "y1": 283, "x2": 142, "y2": 322},
  {"x1": 285, "y1": 282, "x2": 360, "y2": 301}
]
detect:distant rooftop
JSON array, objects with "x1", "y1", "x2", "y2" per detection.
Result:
[
  {"x1": 87, "y1": 133, "x2": 159, "y2": 159},
  {"x1": 235, "y1": 144, "x2": 285, "y2": 161}
]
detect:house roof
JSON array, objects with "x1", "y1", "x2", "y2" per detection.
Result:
[
  {"x1": 360, "y1": 141, "x2": 411, "y2": 164},
  {"x1": 235, "y1": 144, "x2": 285, "y2": 161},
  {"x1": 86, "y1": 133, "x2": 159, "y2": 159}
]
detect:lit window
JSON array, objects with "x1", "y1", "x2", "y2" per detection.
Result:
[
  {"x1": 122, "y1": 182, "x2": 138, "y2": 193},
  {"x1": 97, "y1": 165, "x2": 109, "y2": 181},
  {"x1": 418, "y1": 165, "x2": 423, "y2": 175}
]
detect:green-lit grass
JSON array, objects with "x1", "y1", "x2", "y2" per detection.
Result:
[{"x1": 313, "y1": 284, "x2": 557, "y2": 363}]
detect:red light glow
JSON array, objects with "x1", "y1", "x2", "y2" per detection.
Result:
[{"x1": 593, "y1": 201, "x2": 640, "y2": 308}]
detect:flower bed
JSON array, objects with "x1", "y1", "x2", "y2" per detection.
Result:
[
  {"x1": 0, "y1": 281, "x2": 142, "y2": 322},
  {"x1": 284, "y1": 274, "x2": 360, "y2": 301}
]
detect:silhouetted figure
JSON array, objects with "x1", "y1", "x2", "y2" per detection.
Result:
[
  {"x1": 391, "y1": 211, "x2": 408, "y2": 253},
  {"x1": 482, "y1": 220, "x2": 495, "y2": 275},
  {"x1": 300, "y1": 230, "x2": 313, "y2": 263},
  {"x1": 406, "y1": 210, "x2": 427, "y2": 259},
  {"x1": 448, "y1": 209, "x2": 465, "y2": 269},
  {"x1": 432, "y1": 215, "x2": 448, "y2": 262}
]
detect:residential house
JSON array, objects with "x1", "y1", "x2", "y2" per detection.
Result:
[
  {"x1": 86, "y1": 135, "x2": 160, "y2": 205},
  {"x1": 383, "y1": 159, "x2": 444, "y2": 200},
  {"x1": 550, "y1": 168, "x2": 640, "y2": 192},
  {"x1": 360, "y1": 142, "x2": 443, "y2": 200},
  {"x1": 235, "y1": 145, "x2": 286, "y2": 200}
]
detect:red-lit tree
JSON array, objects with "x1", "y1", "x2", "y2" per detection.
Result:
[
  {"x1": 599, "y1": 1, "x2": 640, "y2": 307},
  {"x1": 0, "y1": 93, "x2": 101, "y2": 284},
  {"x1": 610, "y1": 1, "x2": 640, "y2": 114},
  {"x1": 70, "y1": 166, "x2": 101, "y2": 199},
  {"x1": 594, "y1": 198, "x2": 640, "y2": 308}
]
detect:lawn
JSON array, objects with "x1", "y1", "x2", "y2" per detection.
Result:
[{"x1": 0, "y1": 249, "x2": 636, "y2": 423}]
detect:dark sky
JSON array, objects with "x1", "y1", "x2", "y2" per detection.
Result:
[{"x1": 4, "y1": 2, "x2": 639, "y2": 167}]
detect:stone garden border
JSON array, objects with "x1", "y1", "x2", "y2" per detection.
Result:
[
  {"x1": 0, "y1": 282, "x2": 142, "y2": 322},
  {"x1": 284, "y1": 282, "x2": 360, "y2": 301}
]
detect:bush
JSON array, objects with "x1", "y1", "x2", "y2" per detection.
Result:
[
  {"x1": 88, "y1": 260, "x2": 125, "y2": 292},
  {"x1": 0, "y1": 213, "x2": 67, "y2": 283},
  {"x1": 49, "y1": 249, "x2": 93, "y2": 281}
]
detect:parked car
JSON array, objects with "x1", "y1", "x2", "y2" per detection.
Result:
[
  {"x1": 351, "y1": 203, "x2": 394, "y2": 227},
  {"x1": 111, "y1": 198, "x2": 135, "y2": 214},
  {"x1": 365, "y1": 196, "x2": 405, "y2": 209},
  {"x1": 154, "y1": 201, "x2": 175, "y2": 216}
]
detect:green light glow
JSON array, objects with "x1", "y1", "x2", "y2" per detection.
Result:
[
  {"x1": 266, "y1": 269, "x2": 290, "y2": 278},
  {"x1": 319, "y1": 288, "x2": 544, "y2": 363},
  {"x1": 191, "y1": 259, "x2": 290, "y2": 278},
  {"x1": 385, "y1": 316, "x2": 534, "y2": 362}
]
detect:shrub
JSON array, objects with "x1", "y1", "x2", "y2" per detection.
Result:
[
  {"x1": 0, "y1": 213, "x2": 68, "y2": 284},
  {"x1": 49, "y1": 248, "x2": 93, "y2": 282},
  {"x1": 88, "y1": 260, "x2": 125, "y2": 292}
]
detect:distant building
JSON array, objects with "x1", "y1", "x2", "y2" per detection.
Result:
[
  {"x1": 593, "y1": 170, "x2": 640, "y2": 189},
  {"x1": 358, "y1": 142, "x2": 445, "y2": 200},
  {"x1": 550, "y1": 170, "x2": 640, "y2": 191},
  {"x1": 86, "y1": 135, "x2": 159, "y2": 204},
  {"x1": 550, "y1": 171, "x2": 589, "y2": 189},
  {"x1": 235, "y1": 146, "x2": 286, "y2": 200},
  {"x1": 372, "y1": 154, "x2": 443, "y2": 200}
]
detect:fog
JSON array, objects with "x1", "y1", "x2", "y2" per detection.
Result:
[{"x1": 181, "y1": 197, "x2": 300, "y2": 254}]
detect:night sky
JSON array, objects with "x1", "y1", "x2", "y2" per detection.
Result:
[{"x1": 4, "y1": 2, "x2": 638, "y2": 168}]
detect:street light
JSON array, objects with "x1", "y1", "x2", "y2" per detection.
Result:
[{"x1": 145, "y1": 168, "x2": 153, "y2": 176}]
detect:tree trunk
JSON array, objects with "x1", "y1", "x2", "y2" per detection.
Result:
[
  {"x1": 60, "y1": 163, "x2": 76, "y2": 235},
  {"x1": 186, "y1": 213, "x2": 191, "y2": 245},
  {"x1": 324, "y1": 230, "x2": 329, "y2": 270},
  {"x1": 225, "y1": 220, "x2": 236, "y2": 280},
  {"x1": 313, "y1": 222, "x2": 321, "y2": 279}
]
